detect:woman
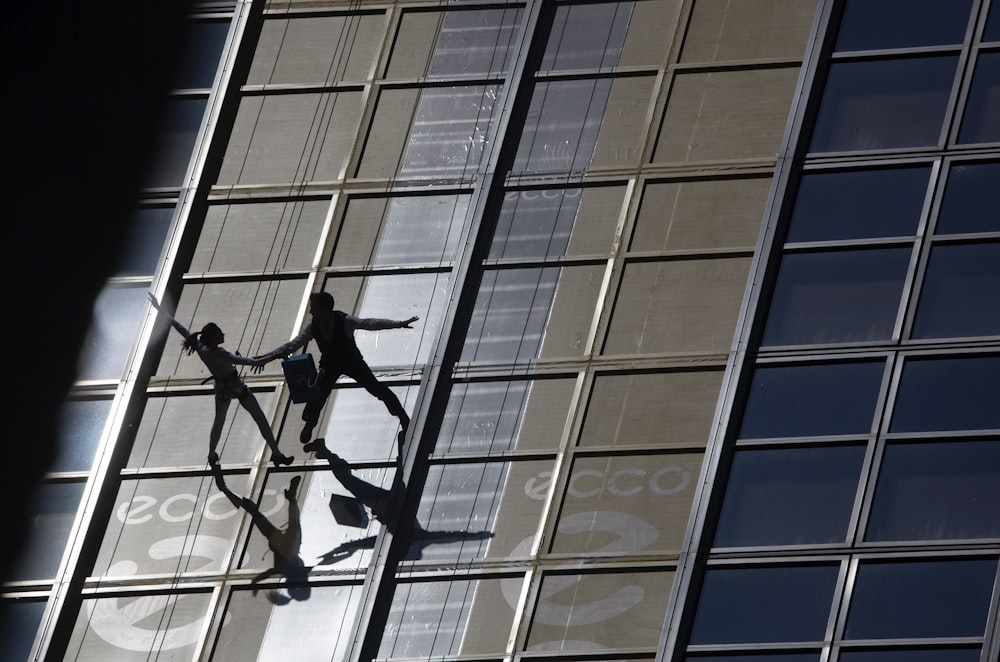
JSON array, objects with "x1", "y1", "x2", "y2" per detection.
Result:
[{"x1": 148, "y1": 293, "x2": 293, "y2": 467}]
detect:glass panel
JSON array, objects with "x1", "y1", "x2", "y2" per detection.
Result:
[
  {"x1": 54, "y1": 399, "x2": 111, "y2": 472},
  {"x1": 513, "y1": 78, "x2": 613, "y2": 174},
  {"x1": 987, "y1": 3, "x2": 1000, "y2": 41},
  {"x1": 398, "y1": 85, "x2": 500, "y2": 180},
  {"x1": 143, "y1": 97, "x2": 207, "y2": 189},
  {"x1": 68, "y1": 592, "x2": 211, "y2": 660},
  {"x1": 156, "y1": 280, "x2": 306, "y2": 380},
  {"x1": 834, "y1": 0, "x2": 973, "y2": 51},
  {"x1": 687, "y1": 655, "x2": 820, "y2": 662},
  {"x1": 175, "y1": 20, "x2": 229, "y2": 89},
  {"x1": 890, "y1": 355, "x2": 1000, "y2": 432},
  {"x1": 604, "y1": 257, "x2": 752, "y2": 355},
  {"x1": 632, "y1": 177, "x2": 772, "y2": 252},
  {"x1": 387, "y1": 8, "x2": 521, "y2": 79},
  {"x1": 213, "y1": 584, "x2": 363, "y2": 661},
  {"x1": 714, "y1": 444, "x2": 866, "y2": 547},
  {"x1": 845, "y1": 558, "x2": 997, "y2": 639},
  {"x1": 410, "y1": 460, "x2": 548, "y2": 563},
  {"x1": 333, "y1": 194, "x2": 468, "y2": 269},
  {"x1": 191, "y1": 200, "x2": 329, "y2": 273},
  {"x1": 437, "y1": 378, "x2": 576, "y2": 454},
  {"x1": 0, "y1": 600, "x2": 45, "y2": 662},
  {"x1": 379, "y1": 578, "x2": 512, "y2": 659},
  {"x1": 525, "y1": 570, "x2": 673, "y2": 652},
  {"x1": 78, "y1": 284, "x2": 148, "y2": 381},
  {"x1": 935, "y1": 161, "x2": 1000, "y2": 233},
  {"x1": 579, "y1": 369, "x2": 724, "y2": 449},
  {"x1": 740, "y1": 361, "x2": 885, "y2": 439},
  {"x1": 680, "y1": 0, "x2": 818, "y2": 63},
  {"x1": 866, "y1": 440, "x2": 1000, "y2": 541},
  {"x1": 911, "y1": 241, "x2": 1000, "y2": 339},
  {"x1": 129, "y1": 391, "x2": 281, "y2": 469},
  {"x1": 762, "y1": 247, "x2": 912, "y2": 346},
  {"x1": 491, "y1": 186, "x2": 624, "y2": 261},
  {"x1": 94, "y1": 474, "x2": 253, "y2": 577},
  {"x1": 219, "y1": 92, "x2": 363, "y2": 186},
  {"x1": 839, "y1": 649, "x2": 981, "y2": 662},
  {"x1": 236, "y1": 466, "x2": 393, "y2": 574},
  {"x1": 115, "y1": 206, "x2": 173, "y2": 277},
  {"x1": 786, "y1": 167, "x2": 930, "y2": 242},
  {"x1": 462, "y1": 265, "x2": 603, "y2": 363},
  {"x1": 249, "y1": 14, "x2": 384, "y2": 86},
  {"x1": 9, "y1": 482, "x2": 85, "y2": 581},
  {"x1": 541, "y1": 2, "x2": 632, "y2": 71},
  {"x1": 551, "y1": 453, "x2": 703, "y2": 555},
  {"x1": 689, "y1": 564, "x2": 839, "y2": 644},
  {"x1": 958, "y1": 51, "x2": 1000, "y2": 144},
  {"x1": 809, "y1": 56, "x2": 958, "y2": 153}
]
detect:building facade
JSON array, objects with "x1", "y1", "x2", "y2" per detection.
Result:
[{"x1": 3, "y1": 0, "x2": 998, "y2": 661}]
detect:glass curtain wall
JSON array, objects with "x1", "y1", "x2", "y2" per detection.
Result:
[{"x1": 673, "y1": 1, "x2": 1000, "y2": 661}]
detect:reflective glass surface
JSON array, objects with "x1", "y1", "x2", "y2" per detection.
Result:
[
  {"x1": 214, "y1": 584, "x2": 362, "y2": 661},
  {"x1": 307, "y1": 385, "x2": 419, "y2": 463},
  {"x1": 987, "y1": 3, "x2": 1000, "y2": 41},
  {"x1": 115, "y1": 206, "x2": 173, "y2": 277},
  {"x1": 838, "y1": 649, "x2": 981, "y2": 662},
  {"x1": 762, "y1": 247, "x2": 911, "y2": 346},
  {"x1": 845, "y1": 558, "x2": 997, "y2": 639},
  {"x1": 437, "y1": 378, "x2": 576, "y2": 454},
  {"x1": 333, "y1": 195, "x2": 468, "y2": 268},
  {"x1": 958, "y1": 51, "x2": 1000, "y2": 144},
  {"x1": 809, "y1": 56, "x2": 958, "y2": 153},
  {"x1": 0, "y1": 601, "x2": 45, "y2": 662},
  {"x1": 143, "y1": 97, "x2": 208, "y2": 189},
  {"x1": 687, "y1": 655, "x2": 819, "y2": 662},
  {"x1": 175, "y1": 20, "x2": 229, "y2": 89},
  {"x1": 890, "y1": 355, "x2": 1000, "y2": 432},
  {"x1": 9, "y1": 482, "x2": 85, "y2": 581},
  {"x1": 911, "y1": 241, "x2": 1000, "y2": 339},
  {"x1": 513, "y1": 79, "x2": 614, "y2": 173},
  {"x1": 77, "y1": 284, "x2": 149, "y2": 381},
  {"x1": 689, "y1": 564, "x2": 839, "y2": 644},
  {"x1": 541, "y1": 2, "x2": 632, "y2": 71},
  {"x1": 491, "y1": 188, "x2": 585, "y2": 260},
  {"x1": 786, "y1": 167, "x2": 929, "y2": 242},
  {"x1": 740, "y1": 361, "x2": 885, "y2": 439},
  {"x1": 427, "y1": 8, "x2": 521, "y2": 78},
  {"x1": 866, "y1": 440, "x2": 1000, "y2": 541},
  {"x1": 53, "y1": 399, "x2": 111, "y2": 472},
  {"x1": 834, "y1": 0, "x2": 973, "y2": 51},
  {"x1": 935, "y1": 161, "x2": 1000, "y2": 233},
  {"x1": 526, "y1": 570, "x2": 673, "y2": 652},
  {"x1": 714, "y1": 444, "x2": 866, "y2": 547}
]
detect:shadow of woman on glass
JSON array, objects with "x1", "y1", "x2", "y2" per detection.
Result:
[
  {"x1": 305, "y1": 438, "x2": 493, "y2": 564},
  {"x1": 211, "y1": 466, "x2": 311, "y2": 603}
]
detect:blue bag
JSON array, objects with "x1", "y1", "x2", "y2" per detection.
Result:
[{"x1": 281, "y1": 353, "x2": 325, "y2": 403}]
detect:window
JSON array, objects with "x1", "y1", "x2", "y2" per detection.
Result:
[
  {"x1": 834, "y1": 0, "x2": 973, "y2": 51},
  {"x1": 890, "y1": 355, "x2": 1000, "y2": 432},
  {"x1": 935, "y1": 161, "x2": 1000, "y2": 234},
  {"x1": 809, "y1": 56, "x2": 958, "y2": 153},
  {"x1": 838, "y1": 649, "x2": 982, "y2": 662},
  {"x1": 740, "y1": 361, "x2": 885, "y2": 439},
  {"x1": 844, "y1": 558, "x2": 997, "y2": 639},
  {"x1": 689, "y1": 564, "x2": 840, "y2": 644},
  {"x1": 866, "y1": 440, "x2": 1000, "y2": 541},
  {"x1": 911, "y1": 241, "x2": 1000, "y2": 339},
  {"x1": 958, "y1": 51, "x2": 1000, "y2": 144},
  {"x1": 714, "y1": 444, "x2": 866, "y2": 547}
]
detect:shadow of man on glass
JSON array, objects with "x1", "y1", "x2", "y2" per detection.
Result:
[
  {"x1": 304, "y1": 438, "x2": 493, "y2": 565},
  {"x1": 211, "y1": 466, "x2": 311, "y2": 603}
]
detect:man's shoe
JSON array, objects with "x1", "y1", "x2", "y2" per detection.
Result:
[
  {"x1": 208, "y1": 451, "x2": 220, "y2": 466},
  {"x1": 302, "y1": 438, "x2": 326, "y2": 454}
]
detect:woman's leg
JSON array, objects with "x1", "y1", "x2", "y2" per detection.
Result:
[
  {"x1": 209, "y1": 396, "x2": 232, "y2": 464},
  {"x1": 239, "y1": 388, "x2": 292, "y2": 464}
]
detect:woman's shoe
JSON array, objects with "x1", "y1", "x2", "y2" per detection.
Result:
[
  {"x1": 271, "y1": 453, "x2": 294, "y2": 467},
  {"x1": 208, "y1": 451, "x2": 220, "y2": 466}
]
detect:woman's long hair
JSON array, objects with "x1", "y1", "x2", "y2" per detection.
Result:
[{"x1": 182, "y1": 322, "x2": 224, "y2": 355}]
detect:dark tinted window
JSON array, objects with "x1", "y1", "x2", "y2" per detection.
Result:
[
  {"x1": 845, "y1": 558, "x2": 997, "y2": 639},
  {"x1": 690, "y1": 565, "x2": 839, "y2": 644},
  {"x1": 741, "y1": 362, "x2": 884, "y2": 439},
  {"x1": 958, "y1": 51, "x2": 1000, "y2": 144},
  {"x1": 786, "y1": 168, "x2": 929, "y2": 242},
  {"x1": 911, "y1": 242, "x2": 1000, "y2": 339},
  {"x1": 8, "y1": 482, "x2": 86, "y2": 581},
  {"x1": 53, "y1": 400, "x2": 112, "y2": 472},
  {"x1": 115, "y1": 207, "x2": 174, "y2": 277},
  {"x1": 0, "y1": 601, "x2": 46, "y2": 662},
  {"x1": 174, "y1": 20, "x2": 229, "y2": 89},
  {"x1": 762, "y1": 248, "x2": 911, "y2": 346},
  {"x1": 839, "y1": 649, "x2": 981, "y2": 662},
  {"x1": 891, "y1": 355, "x2": 1000, "y2": 431},
  {"x1": 986, "y1": 3, "x2": 1000, "y2": 41},
  {"x1": 810, "y1": 56, "x2": 958, "y2": 153},
  {"x1": 866, "y1": 440, "x2": 1000, "y2": 541},
  {"x1": 143, "y1": 98, "x2": 208, "y2": 189},
  {"x1": 714, "y1": 445, "x2": 866, "y2": 547},
  {"x1": 935, "y1": 161, "x2": 1000, "y2": 233},
  {"x1": 687, "y1": 654, "x2": 820, "y2": 662},
  {"x1": 835, "y1": 0, "x2": 973, "y2": 51}
]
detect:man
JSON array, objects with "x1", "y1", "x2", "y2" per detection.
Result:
[{"x1": 257, "y1": 292, "x2": 418, "y2": 446}]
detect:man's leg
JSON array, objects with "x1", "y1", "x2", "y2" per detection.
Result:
[{"x1": 299, "y1": 377, "x2": 335, "y2": 444}]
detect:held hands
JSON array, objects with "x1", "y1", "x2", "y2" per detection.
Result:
[{"x1": 399, "y1": 316, "x2": 420, "y2": 329}]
